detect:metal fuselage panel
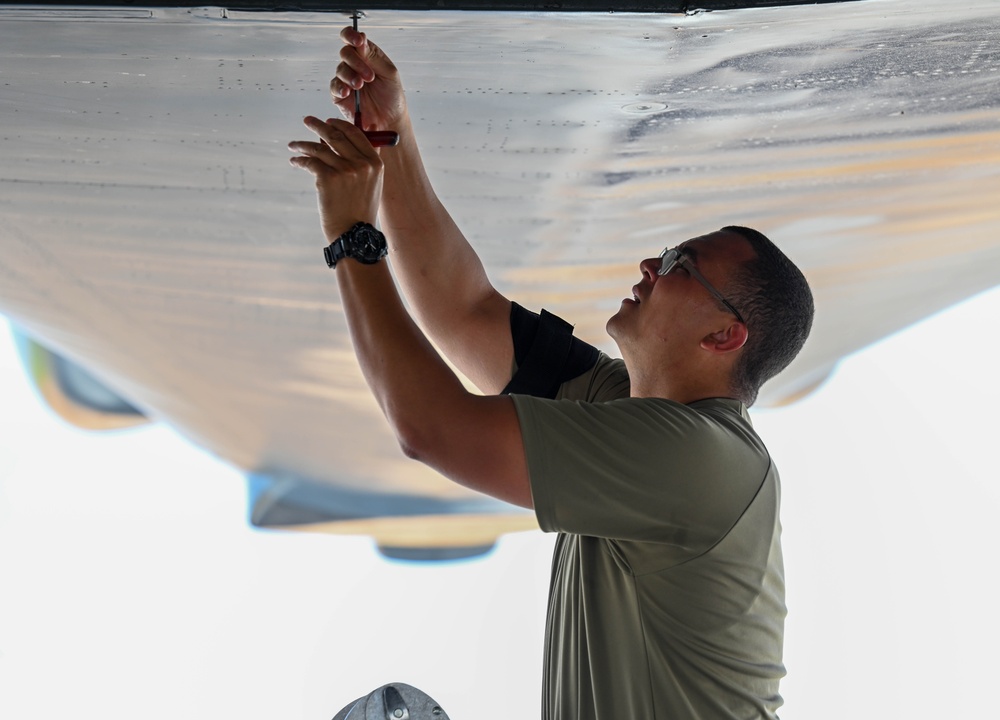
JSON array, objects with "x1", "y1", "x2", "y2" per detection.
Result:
[{"x1": 1, "y1": 1, "x2": 999, "y2": 507}]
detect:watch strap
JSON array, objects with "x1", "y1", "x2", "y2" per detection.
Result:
[{"x1": 323, "y1": 239, "x2": 349, "y2": 268}]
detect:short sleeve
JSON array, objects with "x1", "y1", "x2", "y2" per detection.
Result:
[
  {"x1": 512, "y1": 396, "x2": 770, "y2": 563},
  {"x1": 501, "y1": 303, "x2": 600, "y2": 399}
]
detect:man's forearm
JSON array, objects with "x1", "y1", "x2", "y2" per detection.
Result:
[
  {"x1": 377, "y1": 116, "x2": 513, "y2": 394},
  {"x1": 379, "y1": 115, "x2": 494, "y2": 319},
  {"x1": 337, "y1": 256, "x2": 468, "y2": 449},
  {"x1": 335, "y1": 258, "x2": 531, "y2": 508}
]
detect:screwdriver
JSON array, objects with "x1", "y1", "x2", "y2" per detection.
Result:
[{"x1": 352, "y1": 12, "x2": 399, "y2": 148}]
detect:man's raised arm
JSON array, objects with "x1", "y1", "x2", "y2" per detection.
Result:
[
  {"x1": 332, "y1": 26, "x2": 514, "y2": 395},
  {"x1": 288, "y1": 117, "x2": 531, "y2": 509}
]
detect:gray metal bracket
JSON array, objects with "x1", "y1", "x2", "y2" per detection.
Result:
[{"x1": 332, "y1": 683, "x2": 450, "y2": 720}]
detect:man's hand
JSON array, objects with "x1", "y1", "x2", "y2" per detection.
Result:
[
  {"x1": 288, "y1": 116, "x2": 384, "y2": 243},
  {"x1": 332, "y1": 26, "x2": 407, "y2": 132}
]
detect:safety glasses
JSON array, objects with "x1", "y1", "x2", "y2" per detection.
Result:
[{"x1": 657, "y1": 247, "x2": 746, "y2": 325}]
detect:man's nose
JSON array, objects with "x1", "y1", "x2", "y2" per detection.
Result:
[{"x1": 639, "y1": 256, "x2": 661, "y2": 279}]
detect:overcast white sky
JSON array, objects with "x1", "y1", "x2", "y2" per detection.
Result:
[{"x1": 1, "y1": 288, "x2": 998, "y2": 720}]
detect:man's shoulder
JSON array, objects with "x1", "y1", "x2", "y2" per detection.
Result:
[
  {"x1": 502, "y1": 303, "x2": 603, "y2": 399},
  {"x1": 555, "y1": 352, "x2": 630, "y2": 403},
  {"x1": 687, "y1": 397, "x2": 764, "y2": 448},
  {"x1": 589, "y1": 394, "x2": 767, "y2": 470}
]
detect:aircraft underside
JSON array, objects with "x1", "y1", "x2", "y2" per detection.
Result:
[{"x1": 1, "y1": 0, "x2": 998, "y2": 557}]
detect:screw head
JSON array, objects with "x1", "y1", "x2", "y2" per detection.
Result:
[{"x1": 622, "y1": 101, "x2": 668, "y2": 115}]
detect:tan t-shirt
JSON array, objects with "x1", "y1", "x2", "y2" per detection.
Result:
[{"x1": 511, "y1": 353, "x2": 786, "y2": 720}]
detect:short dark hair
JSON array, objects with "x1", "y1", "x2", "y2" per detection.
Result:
[{"x1": 721, "y1": 226, "x2": 814, "y2": 406}]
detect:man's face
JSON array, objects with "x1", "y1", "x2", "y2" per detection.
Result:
[{"x1": 606, "y1": 230, "x2": 754, "y2": 358}]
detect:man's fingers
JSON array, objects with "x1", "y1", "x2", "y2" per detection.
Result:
[
  {"x1": 287, "y1": 118, "x2": 365, "y2": 172},
  {"x1": 288, "y1": 116, "x2": 382, "y2": 171},
  {"x1": 304, "y1": 116, "x2": 381, "y2": 163},
  {"x1": 287, "y1": 139, "x2": 342, "y2": 166},
  {"x1": 339, "y1": 26, "x2": 398, "y2": 81},
  {"x1": 331, "y1": 26, "x2": 404, "y2": 120},
  {"x1": 335, "y1": 60, "x2": 366, "y2": 91},
  {"x1": 330, "y1": 77, "x2": 352, "y2": 103},
  {"x1": 288, "y1": 154, "x2": 327, "y2": 175},
  {"x1": 339, "y1": 45, "x2": 373, "y2": 87},
  {"x1": 339, "y1": 25, "x2": 364, "y2": 48}
]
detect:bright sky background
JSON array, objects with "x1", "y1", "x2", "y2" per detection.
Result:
[{"x1": 1, "y1": 287, "x2": 998, "y2": 720}]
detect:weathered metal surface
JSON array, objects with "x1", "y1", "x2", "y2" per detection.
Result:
[
  {"x1": 1, "y1": 0, "x2": 998, "y2": 544},
  {"x1": 0, "y1": 1, "x2": 862, "y2": 12}
]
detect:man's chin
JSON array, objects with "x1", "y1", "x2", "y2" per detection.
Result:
[{"x1": 606, "y1": 309, "x2": 625, "y2": 340}]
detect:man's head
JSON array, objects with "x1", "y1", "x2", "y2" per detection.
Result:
[
  {"x1": 721, "y1": 225, "x2": 814, "y2": 405},
  {"x1": 607, "y1": 227, "x2": 813, "y2": 406}
]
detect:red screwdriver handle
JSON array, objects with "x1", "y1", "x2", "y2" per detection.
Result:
[{"x1": 364, "y1": 130, "x2": 400, "y2": 147}]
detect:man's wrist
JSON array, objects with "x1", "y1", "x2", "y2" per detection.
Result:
[
  {"x1": 379, "y1": 115, "x2": 415, "y2": 161},
  {"x1": 324, "y1": 222, "x2": 387, "y2": 269},
  {"x1": 326, "y1": 218, "x2": 374, "y2": 244}
]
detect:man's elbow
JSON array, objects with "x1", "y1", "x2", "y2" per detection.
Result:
[
  {"x1": 386, "y1": 396, "x2": 532, "y2": 509},
  {"x1": 392, "y1": 418, "x2": 435, "y2": 463},
  {"x1": 396, "y1": 433, "x2": 424, "y2": 462},
  {"x1": 386, "y1": 392, "x2": 472, "y2": 465}
]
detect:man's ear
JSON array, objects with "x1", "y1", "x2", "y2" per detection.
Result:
[{"x1": 700, "y1": 321, "x2": 748, "y2": 354}]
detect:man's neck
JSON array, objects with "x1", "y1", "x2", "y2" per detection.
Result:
[{"x1": 625, "y1": 358, "x2": 735, "y2": 405}]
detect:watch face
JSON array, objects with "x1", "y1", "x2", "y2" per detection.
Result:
[
  {"x1": 350, "y1": 224, "x2": 387, "y2": 264},
  {"x1": 327, "y1": 223, "x2": 387, "y2": 268}
]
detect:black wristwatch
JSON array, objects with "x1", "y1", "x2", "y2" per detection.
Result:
[{"x1": 324, "y1": 222, "x2": 388, "y2": 269}]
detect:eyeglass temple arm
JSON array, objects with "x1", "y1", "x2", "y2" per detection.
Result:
[{"x1": 676, "y1": 255, "x2": 747, "y2": 325}]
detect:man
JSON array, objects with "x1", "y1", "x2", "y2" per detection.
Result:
[{"x1": 288, "y1": 25, "x2": 814, "y2": 720}]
